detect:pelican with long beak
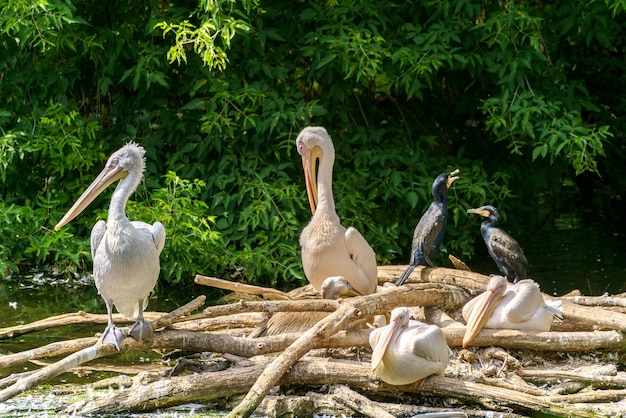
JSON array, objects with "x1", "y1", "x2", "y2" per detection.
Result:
[
  {"x1": 462, "y1": 275, "x2": 562, "y2": 348},
  {"x1": 370, "y1": 307, "x2": 451, "y2": 386},
  {"x1": 296, "y1": 127, "x2": 378, "y2": 296},
  {"x1": 55, "y1": 142, "x2": 166, "y2": 350}
]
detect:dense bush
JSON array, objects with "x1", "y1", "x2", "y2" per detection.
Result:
[{"x1": 1, "y1": 0, "x2": 625, "y2": 289}]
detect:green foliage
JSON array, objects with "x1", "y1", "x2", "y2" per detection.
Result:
[{"x1": 1, "y1": 0, "x2": 626, "y2": 290}]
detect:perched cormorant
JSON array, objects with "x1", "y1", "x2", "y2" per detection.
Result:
[
  {"x1": 395, "y1": 170, "x2": 460, "y2": 286},
  {"x1": 467, "y1": 205, "x2": 529, "y2": 283}
]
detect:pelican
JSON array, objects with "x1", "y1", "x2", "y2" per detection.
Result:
[
  {"x1": 370, "y1": 307, "x2": 451, "y2": 386},
  {"x1": 258, "y1": 276, "x2": 363, "y2": 336},
  {"x1": 462, "y1": 275, "x2": 562, "y2": 348},
  {"x1": 296, "y1": 126, "x2": 378, "y2": 296},
  {"x1": 55, "y1": 142, "x2": 166, "y2": 350},
  {"x1": 396, "y1": 169, "x2": 460, "y2": 286},
  {"x1": 467, "y1": 205, "x2": 529, "y2": 283}
]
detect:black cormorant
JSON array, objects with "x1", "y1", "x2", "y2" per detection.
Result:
[
  {"x1": 395, "y1": 169, "x2": 460, "y2": 286},
  {"x1": 467, "y1": 205, "x2": 529, "y2": 283}
]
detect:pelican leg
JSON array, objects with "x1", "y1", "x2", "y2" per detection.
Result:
[
  {"x1": 100, "y1": 299, "x2": 127, "y2": 350},
  {"x1": 128, "y1": 299, "x2": 153, "y2": 341}
]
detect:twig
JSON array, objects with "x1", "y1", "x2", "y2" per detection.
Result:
[
  {"x1": 558, "y1": 294, "x2": 626, "y2": 308},
  {"x1": 195, "y1": 274, "x2": 292, "y2": 300}
]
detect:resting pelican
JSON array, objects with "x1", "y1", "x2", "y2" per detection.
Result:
[
  {"x1": 55, "y1": 142, "x2": 166, "y2": 350},
  {"x1": 462, "y1": 275, "x2": 562, "y2": 348},
  {"x1": 467, "y1": 205, "x2": 529, "y2": 283},
  {"x1": 296, "y1": 126, "x2": 377, "y2": 296},
  {"x1": 259, "y1": 276, "x2": 363, "y2": 336},
  {"x1": 370, "y1": 307, "x2": 451, "y2": 386},
  {"x1": 396, "y1": 169, "x2": 460, "y2": 286}
]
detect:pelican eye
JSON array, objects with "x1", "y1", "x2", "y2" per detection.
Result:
[{"x1": 109, "y1": 157, "x2": 119, "y2": 169}]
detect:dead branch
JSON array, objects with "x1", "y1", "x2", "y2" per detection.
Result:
[
  {"x1": 195, "y1": 274, "x2": 292, "y2": 300},
  {"x1": 519, "y1": 369, "x2": 626, "y2": 388},
  {"x1": 67, "y1": 357, "x2": 591, "y2": 417},
  {"x1": 181, "y1": 298, "x2": 340, "y2": 323},
  {"x1": 558, "y1": 294, "x2": 626, "y2": 308},
  {"x1": 546, "y1": 388, "x2": 626, "y2": 404},
  {"x1": 0, "y1": 312, "x2": 162, "y2": 340},
  {"x1": 443, "y1": 328, "x2": 625, "y2": 351}
]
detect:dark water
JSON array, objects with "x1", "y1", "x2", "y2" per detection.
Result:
[{"x1": 466, "y1": 206, "x2": 626, "y2": 297}]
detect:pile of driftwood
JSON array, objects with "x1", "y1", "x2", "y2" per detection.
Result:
[{"x1": 1, "y1": 265, "x2": 626, "y2": 417}]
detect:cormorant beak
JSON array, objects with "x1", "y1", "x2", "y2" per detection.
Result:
[
  {"x1": 371, "y1": 313, "x2": 402, "y2": 372},
  {"x1": 302, "y1": 146, "x2": 321, "y2": 215},
  {"x1": 462, "y1": 287, "x2": 502, "y2": 348},
  {"x1": 447, "y1": 169, "x2": 460, "y2": 188},
  {"x1": 467, "y1": 207, "x2": 490, "y2": 218},
  {"x1": 55, "y1": 164, "x2": 128, "y2": 230}
]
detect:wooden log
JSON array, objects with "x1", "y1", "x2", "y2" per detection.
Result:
[
  {"x1": 67, "y1": 357, "x2": 591, "y2": 417},
  {"x1": 329, "y1": 385, "x2": 395, "y2": 418},
  {"x1": 0, "y1": 312, "x2": 163, "y2": 340},
  {"x1": 377, "y1": 265, "x2": 490, "y2": 293},
  {"x1": 0, "y1": 295, "x2": 206, "y2": 340},
  {"x1": 181, "y1": 298, "x2": 340, "y2": 323},
  {"x1": 195, "y1": 274, "x2": 292, "y2": 300},
  {"x1": 226, "y1": 283, "x2": 467, "y2": 418},
  {"x1": 0, "y1": 297, "x2": 206, "y2": 402},
  {"x1": 558, "y1": 294, "x2": 626, "y2": 308},
  {"x1": 443, "y1": 328, "x2": 626, "y2": 351},
  {"x1": 519, "y1": 369, "x2": 626, "y2": 388}
]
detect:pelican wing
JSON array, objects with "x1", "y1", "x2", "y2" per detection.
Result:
[
  {"x1": 90, "y1": 220, "x2": 107, "y2": 259},
  {"x1": 504, "y1": 281, "x2": 544, "y2": 323},
  {"x1": 409, "y1": 323, "x2": 450, "y2": 364},
  {"x1": 344, "y1": 226, "x2": 377, "y2": 293}
]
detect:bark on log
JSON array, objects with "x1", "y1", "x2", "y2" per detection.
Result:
[{"x1": 67, "y1": 357, "x2": 592, "y2": 417}]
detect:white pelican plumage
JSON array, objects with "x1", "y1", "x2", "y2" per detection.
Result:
[
  {"x1": 370, "y1": 307, "x2": 451, "y2": 386},
  {"x1": 296, "y1": 126, "x2": 377, "y2": 296},
  {"x1": 55, "y1": 142, "x2": 166, "y2": 349},
  {"x1": 462, "y1": 275, "x2": 562, "y2": 348}
]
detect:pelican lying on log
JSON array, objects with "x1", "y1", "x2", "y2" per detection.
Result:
[
  {"x1": 396, "y1": 169, "x2": 460, "y2": 286},
  {"x1": 370, "y1": 307, "x2": 451, "y2": 385},
  {"x1": 462, "y1": 275, "x2": 562, "y2": 348},
  {"x1": 55, "y1": 142, "x2": 166, "y2": 350},
  {"x1": 258, "y1": 276, "x2": 363, "y2": 336},
  {"x1": 296, "y1": 126, "x2": 378, "y2": 296},
  {"x1": 467, "y1": 205, "x2": 529, "y2": 283}
]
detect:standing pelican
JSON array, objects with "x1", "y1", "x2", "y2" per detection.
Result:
[
  {"x1": 396, "y1": 170, "x2": 460, "y2": 286},
  {"x1": 462, "y1": 275, "x2": 562, "y2": 348},
  {"x1": 467, "y1": 205, "x2": 529, "y2": 283},
  {"x1": 296, "y1": 127, "x2": 377, "y2": 296},
  {"x1": 55, "y1": 142, "x2": 166, "y2": 350},
  {"x1": 370, "y1": 307, "x2": 451, "y2": 386}
]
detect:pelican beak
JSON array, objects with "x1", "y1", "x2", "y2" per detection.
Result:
[
  {"x1": 341, "y1": 281, "x2": 363, "y2": 298},
  {"x1": 447, "y1": 169, "x2": 460, "y2": 188},
  {"x1": 302, "y1": 146, "x2": 320, "y2": 215},
  {"x1": 462, "y1": 287, "x2": 501, "y2": 348},
  {"x1": 55, "y1": 163, "x2": 128, "y2": 230},
  {"x1": 467, "y1": 207, "x2": 490, "y2": 217},
  {"x1": 371, "y1": 313, "x2": 402, "y2": 372}
]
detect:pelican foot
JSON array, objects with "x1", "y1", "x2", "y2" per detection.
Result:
[
  {"x1": 128, "y1": 319, "x2": 153, "y2": 342},
  {"x1": 100, "y1": 325, "x2": 127, "y2": 350}
]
